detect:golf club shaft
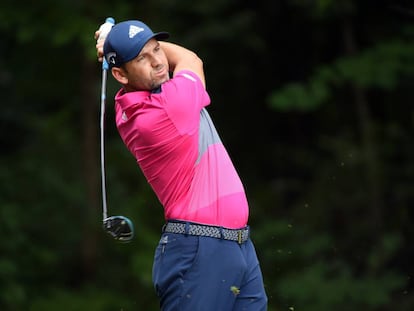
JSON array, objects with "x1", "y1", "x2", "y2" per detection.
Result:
[
  {"x1": 100, "y1": 67, "x2": 108, "y2": 220},
  {"x1": 99, "y1": 17, "x2": 115, "y2": 221}
]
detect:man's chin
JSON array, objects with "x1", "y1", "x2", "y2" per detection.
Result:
[{"x1": 151, "y1": 77, "x2": 169, "y2": 89}]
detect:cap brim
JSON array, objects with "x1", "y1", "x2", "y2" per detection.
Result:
[{"x1": 154, "y1": 32, "x2": 169, "y2": 41}]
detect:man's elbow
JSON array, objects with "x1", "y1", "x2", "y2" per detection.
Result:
[{"x1": 191, "y1": 51, "x2": 203, "y2": 68}]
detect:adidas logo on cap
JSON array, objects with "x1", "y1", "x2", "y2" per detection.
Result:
[{"x1": 129, "y1": 25, "x2": 144, "y2": 38}]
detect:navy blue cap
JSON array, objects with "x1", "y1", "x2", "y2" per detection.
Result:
[{"x1": 103, "y1": 20, "x2": 169, "y2": 68}]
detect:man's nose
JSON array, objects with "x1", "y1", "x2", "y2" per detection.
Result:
[{"x1": 151, "y1": 55, "x2": 162, "y2": 67}]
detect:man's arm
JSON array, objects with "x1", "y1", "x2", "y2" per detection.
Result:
[{"x1": 160, "y1": 42, "x2": 206, "y2": 88}]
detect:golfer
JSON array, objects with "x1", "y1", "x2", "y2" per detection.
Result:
[{"x1": 95, "y1": 19, "x2": 267, "y2": 311}]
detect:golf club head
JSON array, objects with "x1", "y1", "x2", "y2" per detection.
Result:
[{"x1": 103, "y1": 216, "x2": 134, "y2": 242}]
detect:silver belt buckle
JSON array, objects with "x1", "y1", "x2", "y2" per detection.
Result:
[{"x1": 237, "y1": 230, "x2": 243, "y2": 244}]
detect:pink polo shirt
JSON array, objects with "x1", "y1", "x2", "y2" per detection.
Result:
[{"x1": 114, "y1": 70, "x2": 248, "y2": 229}]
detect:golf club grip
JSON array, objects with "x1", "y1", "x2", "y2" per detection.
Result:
[{"x1": 98, "y1": 17, "x2": 115, "y2": 70}]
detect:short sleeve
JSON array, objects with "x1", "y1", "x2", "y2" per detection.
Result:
[{"x1": 159, "y1": 70, "x2": 211, "y2": 135}]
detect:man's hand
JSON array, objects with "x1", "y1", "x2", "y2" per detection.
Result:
[
  {"x1": 95, "y1": 30, "x2": 104, "y2": 63},
  {"x1": 94, "y1": 18, "x2": 115, "y2": 63}
]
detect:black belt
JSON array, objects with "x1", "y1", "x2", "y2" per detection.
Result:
[{"x1": 163, "y1": 221, "x2": 250, "y2": 244}]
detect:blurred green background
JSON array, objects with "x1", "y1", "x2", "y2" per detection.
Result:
[{"x1": 1, "y1": 0, "x2": 414, "y2": 310}]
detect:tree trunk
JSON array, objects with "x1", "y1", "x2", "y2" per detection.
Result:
[{"x1": 342, "y1": 17, "x2": 383, "y2": 234}]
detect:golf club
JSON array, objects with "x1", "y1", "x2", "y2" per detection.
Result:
[{"x1": 99, "y1": 17, "x2": 134, "y2": 242}]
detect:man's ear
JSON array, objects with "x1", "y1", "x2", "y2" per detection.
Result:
[{"x1": 111, "y1": 67, "x2": 128, "y2": 84}]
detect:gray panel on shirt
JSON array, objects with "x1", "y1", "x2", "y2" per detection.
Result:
[{"x1": 197, "y1": 108, "x2": 222, "y2": 164}]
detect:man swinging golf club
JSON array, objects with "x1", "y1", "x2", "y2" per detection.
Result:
[{"x1": 95, "y1": 19, "x2": 268, "y2": 311}]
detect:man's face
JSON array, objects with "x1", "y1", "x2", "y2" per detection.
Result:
[{"x1": 115, "y1": 38, "x2": 170, "y2": 91}]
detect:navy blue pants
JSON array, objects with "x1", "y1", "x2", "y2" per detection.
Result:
[{"x1": 152, "y1": 232, "x2": 268, "y2": 311}]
